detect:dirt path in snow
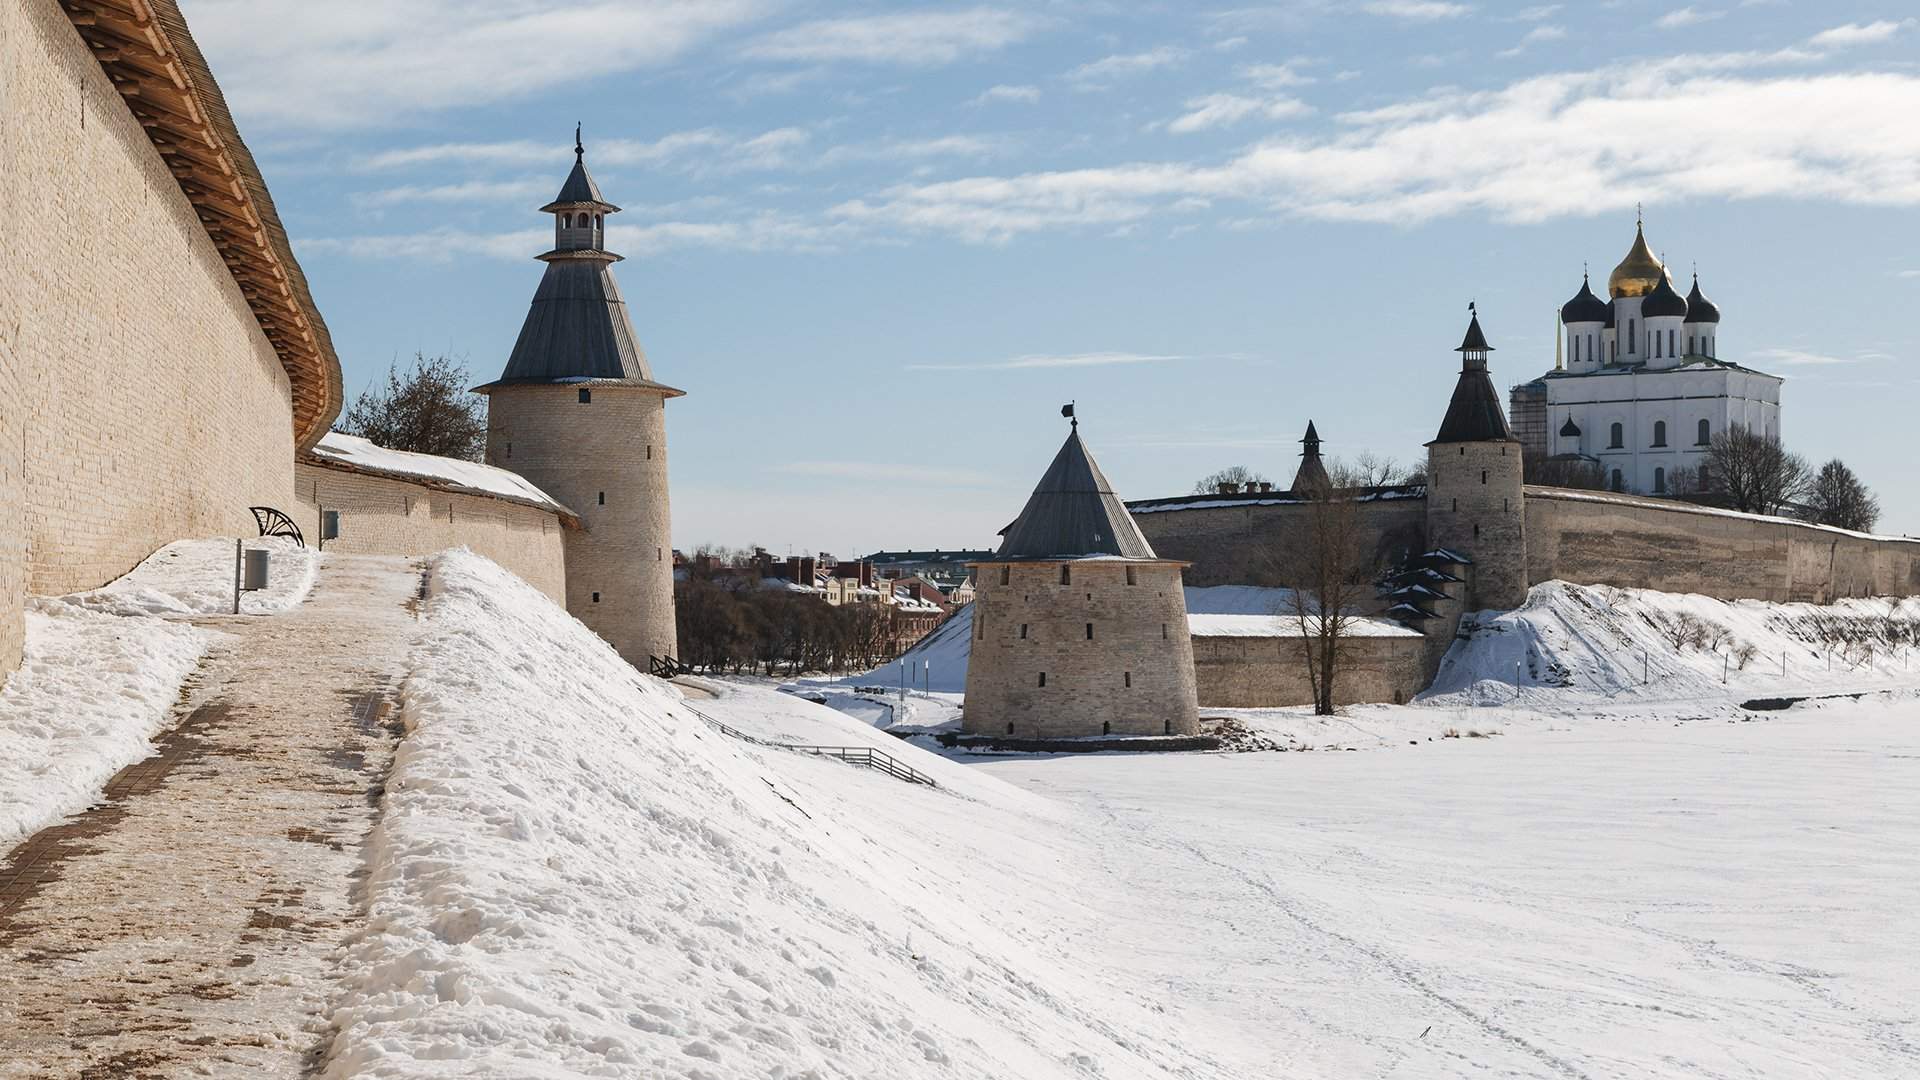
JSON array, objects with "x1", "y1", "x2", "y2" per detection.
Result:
[{"x1": 0, "y1": 554, "x2": 423, "y2": 1079}]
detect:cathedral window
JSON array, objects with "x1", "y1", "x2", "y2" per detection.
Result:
[
  {"x1": 1669, "y1": 329, "x2": 1677, "y2": 356},
  {"x1": 1627, "y1": 319, "x2": 1635, "y2": 353},
  {"x1": 1688, "y1": 335, "x2": 1696, "y2": 355},
  {"x1": 1654, "y1": 467, "x2": 1667, "y2": 494},
  {"x1": 1610, "y1": 469, "x2": 1624, "y2": 492},
  {"x1": 1609, "y1": 422, "x2": 1624, "y2": 449},
  {"x1": 1697, "y1": 419, "x2": 1710, "y2": 446},
  {"x1": 1652, "y1": 421, "x2": 1666, "y2": 447}
]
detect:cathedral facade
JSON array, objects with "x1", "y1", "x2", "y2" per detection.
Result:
[{"x1": 1509, "y1": 220, "x2": 1782, "y2": 497}]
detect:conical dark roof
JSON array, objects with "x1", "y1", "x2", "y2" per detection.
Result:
[
  {"x1": 994, "y1": 426, "x2": 1157, "y2": 561},
  {"x1": 1457, "y1": 312, "x2": 1493, "y2": 354},
  {"x1": 1434, "y1": 313, "x2": 1517, "y2": 444},
  {"x1": 541, "y1": 157, "x2": 617, "y2": 211},
  {"x1": 1293, "y1": 420, "x2": 1330, "y2": 492},
  {"x1": 1302, "y1": 420, "x2": 1322, "y2": 447},
  {"x1": 1641, "y1": 272, "x2": 1688, "y2": 318},
  {"x1": 1684, "y1": 275, "x2": 1720, "y2": 324},
  {"x1": 1561, "y1": 276, "x2": 1610, "y2": 323},
  {"x1": 491, "y1": 260, "x2": 652, "y2": 384}
]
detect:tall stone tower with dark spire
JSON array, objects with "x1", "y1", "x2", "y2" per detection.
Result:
[
  {"x1": 478, "y1": 129, "x2": 683, "y2": 666},
  {"x1": 1425, "y1": 306, "x2": 1526, "y2": 613}
]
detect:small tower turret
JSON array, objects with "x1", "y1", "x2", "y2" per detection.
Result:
[
  {"x1": 1560, "y1": 270, "x2": 1609, "y2": 372},
  {"x1": 1425, "y1": 305, "x2": 1527, "y2": 612},
  {"x1": 1640, "y1": 270, "x2": 1688, "y2": 367},
  {"x1": 1684, "y1": 271, "x2": 1720, "y2": 358},
  {"x1": 1291, "y1": 420, "x2": 1332, "y2": 493},
  {"x1": 477, "y1": 130, "x2": 684, "y2": 667}
]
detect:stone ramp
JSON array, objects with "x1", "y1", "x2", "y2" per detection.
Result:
[{"x1": 0, "y1": 554, "x2": 423, "y2": 1079}]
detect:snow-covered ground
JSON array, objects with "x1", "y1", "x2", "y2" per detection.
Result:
[
  {"x1": 61, "y1": 536, "x2": 317, "y2": 617},
  {"x1": 325, "y1": 553, "x2": 1920, "y2": 1077},
  {"x1": 0, "y1": 536, "x2": 317, "y2": 845}
]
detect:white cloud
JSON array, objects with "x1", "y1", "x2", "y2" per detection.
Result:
[
  {"x1": 357, "y1": 127, "x2": 1000, "y2": 177},
  {"x1": 301, "y1": 214, "x2": 845, "y2": 260},
  {"x1": 1164, "y1": 94, "x2": 1313, "y2": 135},
  {"x1": 830, "y1": 66, "x2": 1920, "y2": 242},
  {"x1": 1807, "y1": 19, "x2": 1914, "y2": 48},
  {"x1": 1213, "y1": 36, "x2": 1250, "y2": 51},
  {"x1": 1513, "y1": 4, "x2": 1561, "y2": 21},
  {"x1": 743, "y1": 8, "x2": 1045, "y2": 65},
  {"x1": 1897, "y1": 270, "x2": 1920, "y2": 279},
  {"x1": 1656, "y1": 7, "x2": 1724, "y2": 30},
  {"x1": 907, "y1": 352, "x2": 1195, "y2": 371},
  {"x1": 1499, "y1": 25, "x2": 1568, "y2": 57},
  {"x1": 1751, "y1": 348, "x2": 1855, "y2": 367},
  {"x1": 1240, "y1": 62, "x2": 1316, "y2": 89},
  {"x1": 1361, "y1": 1, "x2": 1472, "y2": 21},
  {"x1": 1066, "y1": 47, "x2": 1189, "y2": 87},
  {"x1": 178, "y1": 0, "x2": 767, "y2": 131},
  {"x1": 970, "y1": 84, "x2": 1042, "y2": 105},
  {"x1": 349, "y1": 177, "x2": 554, "y2": 208}
]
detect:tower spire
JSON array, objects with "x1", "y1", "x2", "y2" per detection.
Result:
[{"x1": 574, "y1": 122, "x2": 583, "y2": 162}]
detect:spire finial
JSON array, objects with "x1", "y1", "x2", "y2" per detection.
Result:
[
  {"x1": 574, "y1": 122, "x2": 584, "y2": 162},
  {"x1": 1061, "y1": 401, "x2": 1077, "y2": 429},
  {"x1": 1636, "y1": 201, "x2": 1643, "y2": 228}
]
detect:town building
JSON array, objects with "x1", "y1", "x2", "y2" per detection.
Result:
[
  {"x1": 478, "y1": 131, "x2": 684, "y2": 667},
  {"x1": 964, "y1": 417, "x2": 1199, "y2": 739},
  {"x1": 1509, "y1": 217, "x2": 1781, "y2": 496}
]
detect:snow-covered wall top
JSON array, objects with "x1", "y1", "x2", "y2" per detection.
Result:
[
  {"x1": 1526, "y1": 486, "x2": 1920, "y2": 546},
  {"x1": 307, "y1": 433, "x2": 577, "y2": 522}
]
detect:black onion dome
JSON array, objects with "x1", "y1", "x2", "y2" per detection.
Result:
[
  {"x1": 1560, "y1": 416, "x2": 1581, "y2": 437},
  {"x1": 1641, "y1": 273, "x2": 1689, "y2": 318},
  {"x1": 1561, "y1": 276, "x2": 1610, "y2": 323},
  {"x1": 1684, "y1": 275, "x2": 1720, "y2": 323}
]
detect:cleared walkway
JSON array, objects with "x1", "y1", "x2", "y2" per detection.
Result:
[{"x1": 0, "y1": 554, "x2": 423, "y2": 1078}]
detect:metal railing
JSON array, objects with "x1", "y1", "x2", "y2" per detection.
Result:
[{"x1": 683, "y1": 703, "x2": 938, "y2": 788}]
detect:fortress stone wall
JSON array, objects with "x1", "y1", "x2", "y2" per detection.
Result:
[
  {"x1": 1132, "y1": 494, "x2": 1427, "y2": 588},
  {"x1": 1192, "y1": 633, "x2": 1429, "y2": 709},
  {"x1": 1, "y1": 0, "x2": 296, "y2": 605},
  {"x1": 966, "y1": 560, "x2": 1200, "y2": 738},
  {"x1": 1524, "y1": 488, "x2": 1920, "y2": 604},
  {"x1": 294, "y1": 463, "x2": 570, "y2": 604}
]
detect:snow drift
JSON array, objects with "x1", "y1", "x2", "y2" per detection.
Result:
[
  {"x1": 325, "y1": 550, "x2": 1233, "y2": 1079},
  {"x1": 1428, "y1": 580, "x2": 1920, "y2": 705}
]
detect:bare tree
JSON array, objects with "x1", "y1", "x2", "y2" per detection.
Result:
[
  {"x1": 1797, "y1": 459, "x2": 1880, "y2": 532},
  {"x1": 1271, "y1": 464, "x2": 1381, "y2": 715},
  {"x1": 336, "y1": 352, "x2": 487, "y2": 461},
  {"x1": 1666, "y1": 465, "x2": 1702, "y2": 498},
  {"x1": 1338, "y1": 452, "x2": 1402, "y2": 489},
  {"x1": 1706, "y1": 424, "x2": 1810, "y2": 515},
  {"x1": 1193, "y1": 465, "x2": 1272, "y2": 494}
]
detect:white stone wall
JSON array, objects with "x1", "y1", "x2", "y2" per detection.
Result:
[
  {"x1": 964, "y1": 560, "x2": 1200, "y2": 738},
  {"x1": 484, "y1": 384, "x2": 677, "y2": 665},
  {"x1": 294, "y1": 463, "x2": 569, "y2": 603},
  {"x1": 0, "y1": 1, "x2": 296, "y2": 670}
]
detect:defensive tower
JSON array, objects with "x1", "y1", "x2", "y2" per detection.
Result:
[
  {"x1": 964, "y1": 410, "x2": 1199, "y2": 739},
  {"x1": 1426, "y1": 306, "x2": 1527, "y2": 612},
  {"x1": 478, "y1": 128, "x2": 683, "y2": 666}
]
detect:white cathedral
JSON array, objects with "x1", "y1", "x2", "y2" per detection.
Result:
[{"x1": 1509, "y1": 218, "x2": 1782, "y2": 497}]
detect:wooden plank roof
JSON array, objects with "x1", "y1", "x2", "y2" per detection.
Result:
[{"x1": 60, "y1": 0, "x2": 343, "y2": 450}]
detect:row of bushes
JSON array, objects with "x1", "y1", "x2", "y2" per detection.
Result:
[{"x1": 674, "y1": 580, "x2": 917, "y2": 676}]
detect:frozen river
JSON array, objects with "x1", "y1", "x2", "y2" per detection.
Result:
[{"x1": 974, "y1": 703, "x2": 1920, "y2": 1078}]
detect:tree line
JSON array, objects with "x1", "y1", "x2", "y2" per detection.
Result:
[{"x1": 673, "y1": 579, "x2": 906, "y2": 676}]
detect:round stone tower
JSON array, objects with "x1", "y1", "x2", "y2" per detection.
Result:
[
  {"x1": 964, "y1": 412, "x2": 1199, "y2": 739},
  {"x1": 1425, "y1": 306, "x2": 1527, "y2": 613},
  {"x1": 477, "y1": 129, "x2": 683, "y2": 666}
]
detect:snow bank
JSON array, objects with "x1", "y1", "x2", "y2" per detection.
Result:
[
  {"x1": 326, "y1": 550, "x2": 1227, "y2": 1079},
  {"x1": 0, "y1": 600, "x2": 209, "y2": 845},
  {"x1": 312, "y1": 432, "x2": 574, "y2": 516},
  {"x1": 1428, "y1": 580, "x2": 1920, "y2": 706},
  {"x1": 62, "y1": 536, "x2": 316, "y2": 617}
]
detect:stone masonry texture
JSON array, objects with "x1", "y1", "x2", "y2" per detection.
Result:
[
  {"x1": 1, "y1": 1, "x2": 295, "y2": 625},
  {"x1": 965, "y1": 561, "x2": 1200, "y2": 738},
  {"x1": 484, "y1": 384, "x2": 677, "y2": 665},
  {"x1": 1191, "y1": 633, "x2": 1429, "y2": 708},
  {"x1": 294, "y1": 463, "x2": 569, "y2": 603}
]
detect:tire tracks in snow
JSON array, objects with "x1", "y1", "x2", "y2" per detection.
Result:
[{"x1": 1166, "y1": 831, "x2": 1595, "y2": 1080}]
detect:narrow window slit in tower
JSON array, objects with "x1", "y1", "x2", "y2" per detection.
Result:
[
  {"x1": 1085, "y1": 623, "x2": 1094, "y2": 640},
  {"x1": 1060, "y1": 565, "x2": 1071, "y2": 585},
  {"x1": 578, "y1": 388, "x2": 591, "y2": 403},
  {"x1": 1126, "y1": 566, "x2": 1136, "y2": 586},
  {"x1": 1124, "y1": 672, "x2": 1132, "y2": 688},
  {"x1": 597, "y1": 492, "x2": 605, "y2": 505},
  {"x1": 1020, "y1": 624, "x2": 1028, "y2": 639},
  {"x1": 1103, "y1": 721, "x2": 1112, "y2": 735},
  {"x1": 1038, "y1": 672, "x2": 1046, "y2": 688},
  {"x1": 591, "y1": 592, "x2": 600, "y2": 603}
]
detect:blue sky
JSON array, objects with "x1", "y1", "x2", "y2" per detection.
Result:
[{"x1": 177, "y1": 1, "x2": 1920, "y2": 553}]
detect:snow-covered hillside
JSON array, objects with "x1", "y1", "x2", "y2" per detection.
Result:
[
  {"x1": 1429, "y1": 581, "x2": 1920, "y2": 706},
  {"x1": 323, "y1": 551, "x2": 1235, "y2": 1079}
]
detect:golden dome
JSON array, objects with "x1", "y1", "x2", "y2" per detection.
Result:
[{"x1": 1607, "y1": 222, "x2": 1666, "y2": 299}]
